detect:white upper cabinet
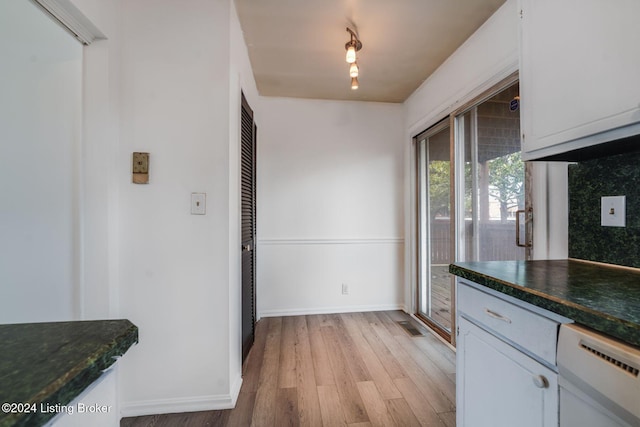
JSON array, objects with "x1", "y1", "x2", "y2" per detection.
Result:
[{"x1": 520, "y1": 0, "x2": 640, "y2": 160}]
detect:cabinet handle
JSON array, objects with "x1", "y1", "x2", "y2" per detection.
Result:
[
  {"x1": 484, "y1": 308, "x2": 512, "y2": 324},
  {"x1": 532, "y1": 375, "x2": 549, "y2": 389}
]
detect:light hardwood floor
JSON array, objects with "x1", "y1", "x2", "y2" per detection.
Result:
[{"x1": 121, "y1": 311, "x2": 456, "y2": 427}]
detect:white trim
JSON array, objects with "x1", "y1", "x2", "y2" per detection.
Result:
[
  {"x1": 120, "y1": 376, "x2": 243, "y2": 417},
  {"x1": 31, "y1": 0, "x2": 105, "y2": 44},
  {"x1": 229, "y1": 373, "x2": 243, "y2": 406},
  {"x1": 259, "y1": 303, "x2": 405, "y2": 318},
  {"x1": 407, "y1": 57, "x2": 518, "y2": 138},
  {"x1": 258, "y1": 238, "x2": 404, "y2": 246}
]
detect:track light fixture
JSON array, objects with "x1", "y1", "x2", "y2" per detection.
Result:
[{"x1": 345, "y1": 27, "x2": 362, "y2": 89}]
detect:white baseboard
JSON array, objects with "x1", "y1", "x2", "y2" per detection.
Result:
[
  {"x1": 258, "y1": 303, "x2": 405, "y2": 318},
  {"x1": 120, "y1": 374, "x2": 243, "y2": 418},
  {"x1": 229, "y1": 372, "x2": 243, "y2": 405}
]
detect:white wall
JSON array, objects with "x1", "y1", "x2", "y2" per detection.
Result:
[
  {"x1": 115, "y1": 0, "x2": 239, "y2": 415},
  {"x1": 65, "y1": 0, "x2": 259, "y2": 417},
  {"x1": 257, "y1": 98, "x2": 405, "y2": 316},
  {"x1": 0, "y1": 1, "x2": 82, "y2": 323}
]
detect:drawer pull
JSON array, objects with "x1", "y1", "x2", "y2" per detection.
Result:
[
  {"x1": 532, "y1": 375, "x2": 549, "y2": 389},
  {"x1": 484, "y1": 308, "x2": 512, "y2": 324}
]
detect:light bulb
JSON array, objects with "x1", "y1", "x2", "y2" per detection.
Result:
[
  {"x1": 351, "y1": 76, "x2": 359, "y2": 90},
  {"x1": 346, "y1": 45, "x2": 356, "y2": 63},
  {"x1": 349, "y1": 62, "x2": 359, "y2": 78}
]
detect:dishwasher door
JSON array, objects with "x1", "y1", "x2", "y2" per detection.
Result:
[{"x1": 557, "y1": 324, "x2": 640, "y2": 427}]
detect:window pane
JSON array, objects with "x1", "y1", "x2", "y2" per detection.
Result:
[
  {"x1": 417, "y1": 123, "x2": 452, "y2": 334},
  {"x1": 428, "y1": 126, "x2": 452, "y2": 331},
  {"x1": 457, "y1": 83, "x2": 526, "y2": 262}
]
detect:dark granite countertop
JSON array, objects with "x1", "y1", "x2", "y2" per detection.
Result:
[
  {"x1": 449, "y1": 259, "x2": 640, "y2": 348},
  {"x1": 0, "y1": 319, "x2": 138, "y2": 427}
]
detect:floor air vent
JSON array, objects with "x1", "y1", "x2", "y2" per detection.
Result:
[{"x1": 397, "y1": 321, "x2": 423, "y2": 337}]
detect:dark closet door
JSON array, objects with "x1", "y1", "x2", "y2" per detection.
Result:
[{"x1": 241, "y1": 93, "x2": 256, "y2": 363}]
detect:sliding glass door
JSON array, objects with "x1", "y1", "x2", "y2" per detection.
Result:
[{"x1": 415, "y1": 78, "x2": 531, "y2": 342}]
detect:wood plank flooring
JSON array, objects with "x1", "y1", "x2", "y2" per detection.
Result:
[{"x1": 120, "y1": 311, "x2": 456, "y2": 427}]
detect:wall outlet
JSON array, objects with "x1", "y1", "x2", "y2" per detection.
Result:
[
  {"x1": 191, "y1": 193, "x2": 206, "y2": 215},
  {"x1": 601, "y1": 196, "x2": 625, "y2": 227},
  {"x1": 341, "y1": 283, "x2": 349, "y2": 295}
]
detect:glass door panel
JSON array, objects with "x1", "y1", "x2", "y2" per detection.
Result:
[
  {"x1": 417, "y1": 122, "x2": 452, "y2": 336},
  {"x1": 455, "y1": 82, "x2": 530, "y2": 262}
]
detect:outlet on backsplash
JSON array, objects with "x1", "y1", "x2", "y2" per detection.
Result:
[{"x1": 601, "y1": 196, "x2": 626, "y2": 227}]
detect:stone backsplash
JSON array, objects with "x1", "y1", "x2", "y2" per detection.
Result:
[{"x1": 568, "y1": 150, "x2": 640, "y2": 268}]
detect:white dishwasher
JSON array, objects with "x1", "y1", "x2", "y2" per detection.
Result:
[{"x1": 557, "y1": 324, "x2": 640, "y2": 427}]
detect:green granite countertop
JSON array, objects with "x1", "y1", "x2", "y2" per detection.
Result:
[
  {"x1": 450, "y1": 259, "x2": 640, "y2": 348},
  {"x1": 0, "y1": 319, "x2": 138, "y2": 427}
]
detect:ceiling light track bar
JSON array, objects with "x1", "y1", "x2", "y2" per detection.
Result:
[{"x1": 345, "y1": 27, "x2": 362, "y2": 54}]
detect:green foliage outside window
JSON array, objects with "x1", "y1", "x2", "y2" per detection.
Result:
[{"x1": 488, "y1": 152, "x2": 524, "y2": 222}]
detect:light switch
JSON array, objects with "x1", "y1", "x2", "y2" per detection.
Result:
[
  {"x1": 601, "y1": 196, "x2": 625, "y2": 227},
  {"x1": 191, "y1": 193, "x2": 206, "y2": 215}
]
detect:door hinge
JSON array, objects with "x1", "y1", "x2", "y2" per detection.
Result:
[{"x1": 456, "y1": 326, "x2": 459, "y2": 337}]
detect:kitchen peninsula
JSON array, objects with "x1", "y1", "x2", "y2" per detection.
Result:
[
  {"x1": 451, "y1": 259, "x2": 640, "y2": 426},
  {"x1": 450, "y1": 259, "x2": 640, "y2": 347}
]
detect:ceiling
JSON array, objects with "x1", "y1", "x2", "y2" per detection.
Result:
[{"x1": 234, "y1": 0, "x2": 506, "y2": 103}]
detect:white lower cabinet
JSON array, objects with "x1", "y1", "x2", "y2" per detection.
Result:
[
  {"x1": 456, "y1": 280, "x2": 566, "y2": 427},
  {"x1": 457, "y1": 317, "x2": 558, "y2": 427}
]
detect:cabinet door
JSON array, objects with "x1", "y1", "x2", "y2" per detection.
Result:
[
  {"x1": 520, "y1": 0, "x2": 640, "y2": 160},
  {"x1": 457, "y1": 317, "x2": 558, "y2": 427}
]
